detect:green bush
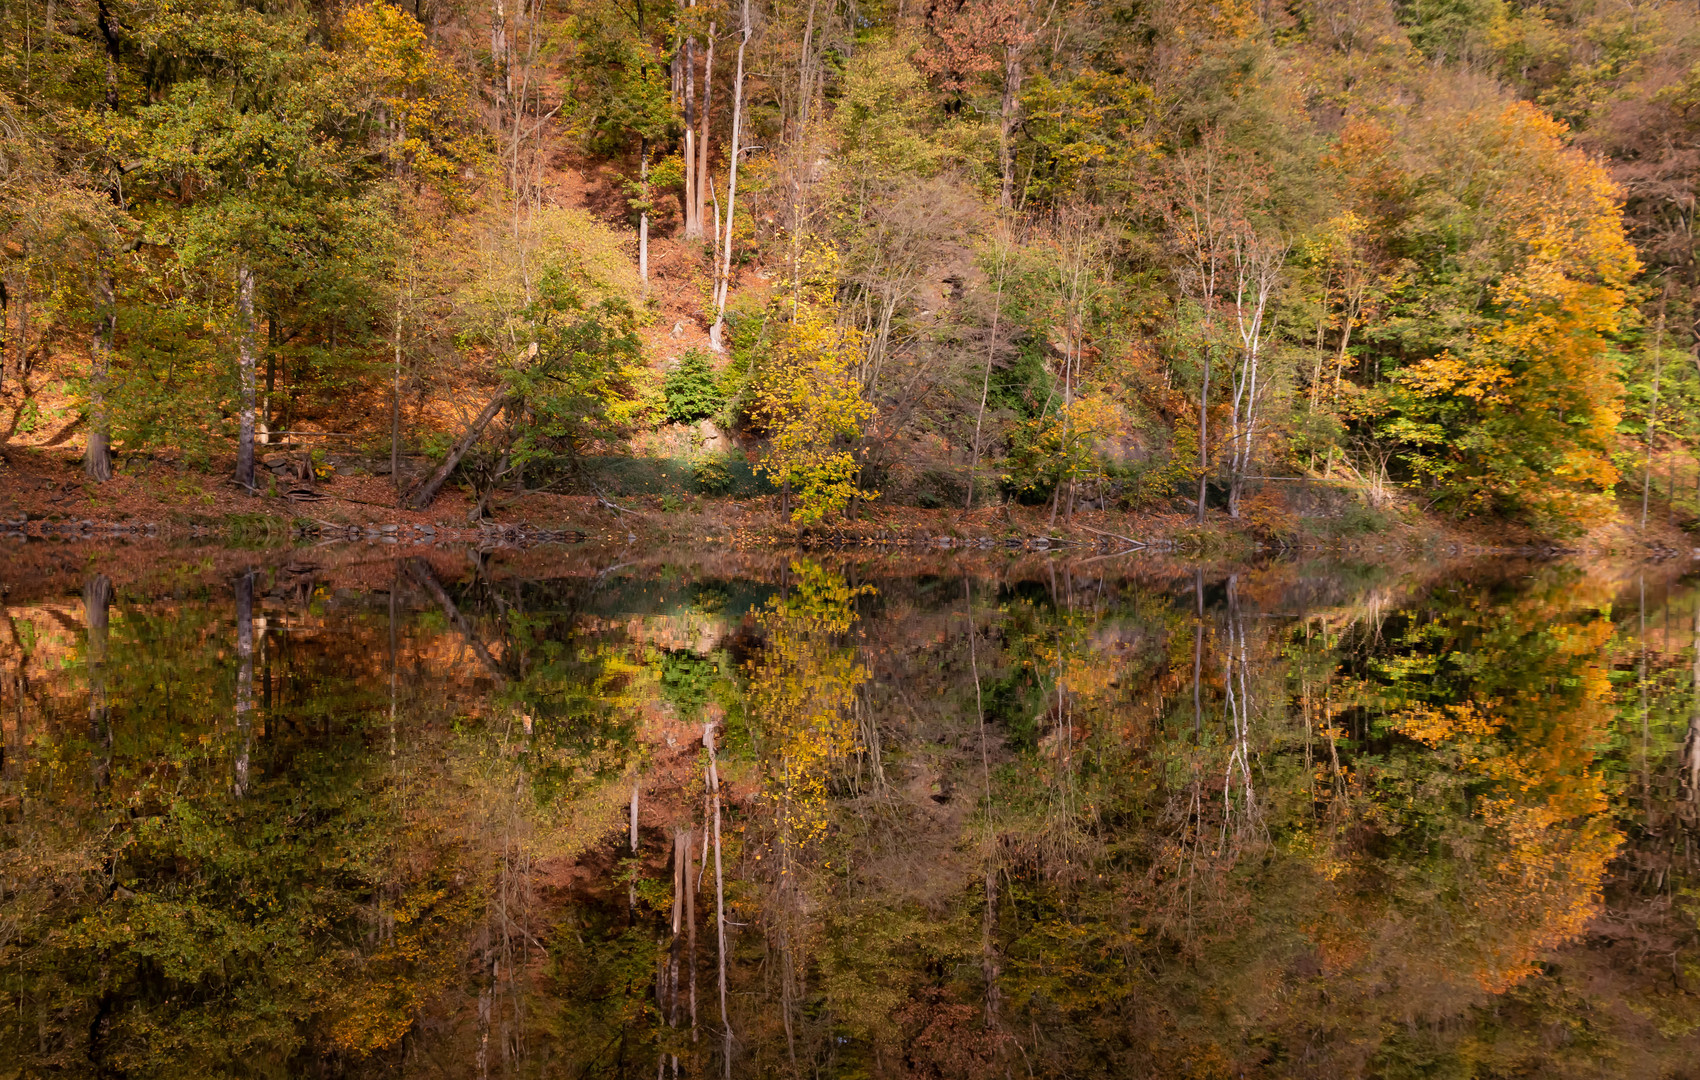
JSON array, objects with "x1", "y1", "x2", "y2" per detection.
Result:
[
  {"x1": 663, "y1": 350, "x2": 723, "y2": 424},
  {"x1": 692, "y1": 456, "x2": 733, "y2": 495}
]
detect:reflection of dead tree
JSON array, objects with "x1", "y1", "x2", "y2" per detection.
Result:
[
  {"x1": 1219, "y1": 575, "x2": 1260, "y2": 847},
  {"x1": 407, "y1": 559, "x2": 506, "y2": 687}
]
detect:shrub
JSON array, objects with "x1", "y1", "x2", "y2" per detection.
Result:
[
  {"x1": 692, "y1": 455, "x2": 733, "y2": 495},
  {"x1": 663, "y1": 350, "x2": 723, "y2": 424}
]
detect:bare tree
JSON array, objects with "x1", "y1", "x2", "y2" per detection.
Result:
[
  {"x1": 709, "y1": 0, "x2": 752, "y2": 351},
  {"x1": 1225, "y1": 232, "x2": 1285, "y2": 518}
]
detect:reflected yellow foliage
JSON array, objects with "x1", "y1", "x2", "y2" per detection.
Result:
[{"x1": 745, "y1": 561, "x2": 873, "y2": 858}]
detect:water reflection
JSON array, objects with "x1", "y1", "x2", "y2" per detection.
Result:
[{"x1": 1, "y1": 551, "x2": 1697, "y2": 1077}]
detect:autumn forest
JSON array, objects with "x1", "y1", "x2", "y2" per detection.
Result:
[
  {"x1": 7, "y1": 2, "x2": 1700, "y2": 1080},
  {"x1": 2, "y1": 0, "x2": 1699, "y2": 538}
]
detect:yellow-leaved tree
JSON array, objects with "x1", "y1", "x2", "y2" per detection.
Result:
[
  {"x1": 1385, "y1": 102, "x2": 1639, "y2": 530},
  {"x1": 751, "y1": 249, "x2": 879, "y2": 525}
]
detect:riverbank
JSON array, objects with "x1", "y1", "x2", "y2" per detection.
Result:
[{"x1": 0, "y1": 443, "x2": 1692, "y2": 560}]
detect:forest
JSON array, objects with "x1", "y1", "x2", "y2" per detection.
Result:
[{"x1": 2, "y1": 0, "x2": 1699, "y2": 536}]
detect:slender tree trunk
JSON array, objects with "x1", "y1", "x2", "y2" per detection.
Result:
[
  {"x1": 696, "y1": 24, "x2": 716, "y2": 244},
  {"x1": 0, "y1": 274, "x2": 8, "y2": 398},
  {"x1": 407, "y1": 391, "x2": 510, "y2": 509},
  {"x1": 998, "y1": 49, "x2": 1023, "y2": 209},
  {"x1": 392, "y1": 298, "x2": 404, "y2": 499},
  {"x1": 1196, "y1": 346, "x2": 1210, "y2": 524},
  {"x1": 968, "y1": 226, "x2": 1010, "y2": 513},
  {"x1": 13, "y1": 268, "x2": 26, "y2": 382},
  {"x1": 639, "y1": 139, "x2": 650, "y2": 289},
  {"x1": 261, "y1": 314, "x2": 278, "y2": 446},
  {"x1": 85, "y1": 265, "x2": 114, "y2": 482},
  {"x1": 682, "y1": 23, "x2": 701, "y2": 241},
  {"x1": 235, "y1": 264, "x2": 257, "y2": 491},
  {"x1": 234, "y1": 570, "x2": 254, "y2": 797},
  {"x1": 709, "y1": 0, "x2": 750, "y2": 351},
  {"x1": 89, "y1": 0, "x2": 120, "y2": 483},
  {"x1": 1643, "y1": 282, "x2": 1671, "y2": 529},
  {"x1": 492, "y1": 0, "x2": 509, "y2": 153}
]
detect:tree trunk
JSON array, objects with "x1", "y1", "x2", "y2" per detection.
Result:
[
  {"x1": 696, "y1": 24, "x2": 716, "y2": 245},
  {"x1": 1643, "y1": 282, "x2": 1671, "y2": 529},
  {"x1": 682, "y1": 27, "x2": 702, "y2": 241},
  {"x1": 0, "y1": 273, "x2": 8, "y2": 398},
  {"x1": 13, "y1": 268, "x2": 26, "y2": 380},
  {"x1": 261, "y1": 313, "x2": 278, "y2": 446},
  {"x1": 709, "y1": 0, "x2": 751, "y2": 352},
  {"x1": 998, "y1": 51, "x2": 1023, "y2": 210},
  {"x1": 407, "y1": 390, "x2": 510, "y2": 510},
  {"x1": 393, "y1": 299, "x2": 404, "y2": 499},
  {"x1": 639, "y1": 139, "x2": 650, "y2": 289},
  {"x1": 1196, "y1": 347, "x2": 1210, "y2": 524},
  {"x1": 968, "y1": 228, "x2": 1009, "y2": 512},
  {"x1": 235, "y1": 264, "x2": 257, "y2": 491},
  {"x1": 85, "y1": 266, "x2": 115, "y2": 482}
]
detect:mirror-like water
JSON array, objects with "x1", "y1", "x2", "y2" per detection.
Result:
[{"x1": 2, "y1": 546, "x2": 1697, "y2": 1079}]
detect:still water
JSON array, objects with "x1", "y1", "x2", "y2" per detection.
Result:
[{"x1": 1, "y1": 544, "x2": 1698, "y2": 1079}]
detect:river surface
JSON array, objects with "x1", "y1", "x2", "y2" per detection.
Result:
[{"x1": 2, "y1": 544, "x2": 1698, "y2": 1079}]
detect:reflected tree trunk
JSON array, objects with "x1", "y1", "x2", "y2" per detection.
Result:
[
  {"x1": 407, "y1": 558, "x2": 505, "y2": 685},
  {"x1": 234, "y1": 571, "x2": 254, "y2": 797},
  {"x1": 389, "y1": 571, "x2": 399, "y2": 759},
  {"x1": 1687, "y1": 596, "x2": 1699, "y2": 807},
  {"x1": 703, "y1": 722, "x2": 731, "y2": 1079},
  {"x1": 1193, "y1": 568, "x2": 1204, "y2": 737},
  {"x1": 965, "y1": 576, "x2": 1001, "y2": 1030},
  {"x1": 1221, "y1": 574, "x2": 1255, "y2": 839},
  {"x1": 84, "y1": 575, "x2": 112, "y2": 791}
]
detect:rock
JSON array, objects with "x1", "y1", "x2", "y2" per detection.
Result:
[{"x1": 696, "y1": 419, "x2": 729, "y2": 453}]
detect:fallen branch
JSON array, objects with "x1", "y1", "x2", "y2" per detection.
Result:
[{"x1": 406, "y1": 392, "x2": 511, "y2": 510}]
